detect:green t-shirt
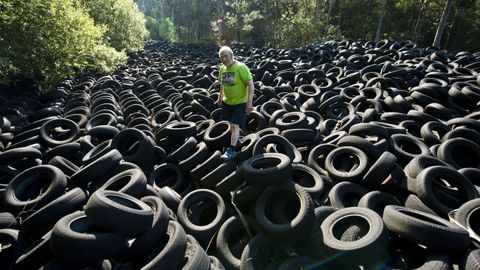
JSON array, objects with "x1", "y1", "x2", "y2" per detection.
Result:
[{"x1": 218, "y1": 61, "x2": 253, "y2": 105}]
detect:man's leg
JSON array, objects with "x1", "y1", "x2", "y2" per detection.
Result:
[{"x1": 230, "y1": 123, "x2": 240, "y2": 147}]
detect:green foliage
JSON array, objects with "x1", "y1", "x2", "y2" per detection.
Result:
[
  {"x1": 146, "y1": 16, "x2": 161, "y2": 40},
  {"x1": 80, "y1": 0, "x2": 148, "y2": 52},
  {"x1": 277, "y1": 14, "x2": 324, "y2": 48},
  {"x1": 85, "y1": 45, "x2": 127, "y2": 74},
  {"x1": 159, "y1": 17, "x2": 178, "y2": 42},
  {"x1": 0, "y1": 0, "x2": 128, "y2": 91}
]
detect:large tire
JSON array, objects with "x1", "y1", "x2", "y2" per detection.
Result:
[
  {"x1": 321, "y1": 207, "x2": 389, "y2": 266},
  {"x1": 85, "y1": 190, "x2": 153, "y2": 235},
  {"x1": 383, "y1": 205, "x2": 470, "y2": 252},
  {"x1": 241, "y1": 153, "x2": 292, "y2": 186},
  {"x1": 176, "y1": 189, "x2": 226, "y2": 248},
  {"x1": 4, "y1": 165, "x2": 67, "y2": 216},
  {"x1": 255, "y1": 183, "x2": 314, "y2": 240},
  {"x1": 138, "y1": 221, "x2": 188, "y2": 270},
  {"x1": 20, "y1": 188, "x2": 86, "y2": 238},
  {"x1": 49, "y1": 211, "x2": 128, "y2": 263},
  {"x1": 325, "y1": 146, "x2": 369, "y2": 182},
  {"x1": 240, "y1": 234, "x2": 290, "y2": 270}
]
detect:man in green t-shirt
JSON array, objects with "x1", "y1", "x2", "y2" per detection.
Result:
[{"x1": 217, "y1": 46, "x2": 254, "y2": 160}]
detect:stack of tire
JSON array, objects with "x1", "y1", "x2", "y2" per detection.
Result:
[{"x1": 0, "y1": 39, "x2": 480, "y2": 269}]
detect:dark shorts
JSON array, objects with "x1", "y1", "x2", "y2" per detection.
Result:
[{"x1": 221, "y1": 103, "x2": 246, "y2": 126}]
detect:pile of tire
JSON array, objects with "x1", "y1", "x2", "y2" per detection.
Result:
[{"x1": 0, "y1": 39, "x2": 480, "y2": 269}]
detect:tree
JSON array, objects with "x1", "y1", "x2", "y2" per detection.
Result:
[
  {"x1": 375, "y1": 0, "x2": 387, "y2": 42},
  {"x1": 433, "y1": 0, "x2": 453, "y2": 48},
  {"x1": 0, "y1": 0, "x2": 126, "y2": 91},
  {"x1": 80, "y1": 0, "x2": 148, "y2": 52},
  {"x1": 413, "y1": 0, "x2": 428, "y2": 43}
]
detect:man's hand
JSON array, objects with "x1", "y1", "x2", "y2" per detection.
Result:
[
  {"x1": 246, "y1": 101, "x2": 253, "y2": 114},
  {"x1": 217, "y1": 97, "x2": 223, "y2": 107}
]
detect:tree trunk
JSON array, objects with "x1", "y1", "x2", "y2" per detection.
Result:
[
  {"x1": 236, "y1": 0, "x2": 241, "y2": 42},
  {"x1": 413, "y1": 0, "x2": 428, "y2": 43},
  {"x1": 324, "y1": 0, "x2": 335, "y2": 34},
  {"x1": 433, "y1": 0, "x2": 453, "y2": 48},
  {"x1": 315, "y1": 0, "x2": 321, "y2": 24},
  {"x1": 274, "y1": 0, "x2": 279, "y2": 48},
  {"x1": 159, "y1": 0, "x2": 164, "y2": 20},
  {"x1": 375, "y1": 0, "x2": 387, "y2": 42},
  {"x1": 445, "y1": 1, "x2": 461, "y2": 49}
]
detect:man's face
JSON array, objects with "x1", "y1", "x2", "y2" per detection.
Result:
[{"x1": 219, "y1": 52, "x2": 234, "y2": 66}]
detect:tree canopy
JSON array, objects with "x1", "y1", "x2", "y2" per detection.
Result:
[
  {"x1": 0, "y1": 0, "x2": 147, "y2": 91},
  {"x1": 136, "y1": 0, "x2": 480, "y2": 52}
]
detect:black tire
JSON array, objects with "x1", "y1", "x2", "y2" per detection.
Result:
[
  {"x1": 328, "y1": 181, "x2": 369, "y2": 208},
  {"x1": 357, "y1": 191, "x2": 401, "y2": 216},
  {"x1": 157, "y1": 186, "x2": 182, "y2": 213},
  {"x1": 86, "y1": 190, "x2": 152, "y2": 234},
  {"x1": 321, "y1": 207, "x2": 389, "y2": 266},
  {"x1": 215, "y1": 168, "x2": 244, "y2": 198},
  {"x1": 325, "y1": 146, "x2": 369, "y2": 182},
  {"x1": 411, "y1": 165, "x2": 478, "y2": 216},
  {"x1": 240, "y1": 234, "x2": 290, "y2": 270},
  {"x1": 404, "y1": 155, "x2": 452, "y2": 179},
  {"x1": 176, "y1": 235, "x2": 210, "y2": 270},
  {"x1": 420, "y1": 121, "x2": 451, "y2": 146},
  {"x1": 245, "y1": 111, "x2": 267, "y2": 133},
  {"x1": 307, "y1": 206, "x2": 336, "y2": 258},
  {"x1": 149, "y1": 163, "x2": 189, "y2": 195},
  {"x1": 179, "y1": 142, "x2": 211, "y2": 172},
  {"x1": 277, "y1": 256, "x2": 316, "y2": 270},
  {"x1": 125, "y1": 196, "x2": 170, "y2": 259},
  {"x1": 459, "y1": 167, "x2": 480, "y2": 192},
  {"x1": 242, "y1": 153, "x2": 292, "y2": 186},
  {"x1": 209, "y1": 256, "x2": 226, "y2": 270},
  {"x1": 0, "y1": 228, "x2": 31, "y2": 269},
  {"x1": 43, "y1": 142, "x2": 83, "y2": 165},
  {"x1": 200, "y1": 159, "x2": 236, "y2": 189},
  {"x1": 462, "y1": 249, "x2": 480, "y2": 270},
  {"x1": 14, "y1": 231, "x2": 53, "y2": 270},
  {"x1": 48, "y1": 156, "x2": 79, "y2": 177},
  {"x1": 0, "y1": 212, "x2": 18, "y2": 229},
  {"x1": 307, "y1": 143, "x2": 338, "y2": 177},
  {"x1": 362, "y1": 151, "x2": 397, "y2": 189},
  {"x1": 80, "y1": 138, "x2": 112, "y2": 166},
  {"x1": 389, "y1": 134, "x2": 431, "y2": 165},
  {"x1": 21, "y1": 187, "x2": 86, "y2": 238},
  {"x1": 437, "y1": 138, "x2": 480, "y2": 169},
  {"x1": 204, "y1": 121, "x2": 231, "y2": 151},
  {"x1": 252, "y1": 134, "x2": 296, "y2": 162},
  {"x1": 403, "y1": 194, "x2": 439, "y2": 216},
  {"x1": 235, "y1": 133, "x2": 259, "y2": 162},
  {"x1": 39, "y1": 118, "x2": 80, "y2": 147},
  {"x1": 111, "y1": 128, "x2": 155, "y2": 169},
  {"x1": 255, "y1": 183, "x2": 314, "y2": 240},
  {"x1": 49, "y1": 211, "x2": 128, "y2": 263},
  {"x1": 337, "y1": 135, "x2": 379, "y2": 160},
  {"x1": 4, "y1": 165, "x2": 67, "y2": 216},
  {"x1": 95, "y1": 168, "x2": 147, "y2": 198},
  {"x1": 274, "y1": 112, "x2": 308, "y2": 131},
  {"x1": 455, "y1": 198, "x2": 480, "y2": 241},
  {"x1": 166, "y1": 136, "x2": 197, "y2": 163},
  {"x1": 0, "y1": 146, "x2": 42, "y2": 168},
  {"x1": 216, "y1": 216, "x2": 252, "y2": 270},
  {"x1": 69, "y1": 149, "x2": 122, "y2": 188},
  {"x1": 383, "y1": 205, "x2": 470, "y2": 252},
  {"x1": 176, "y1": 189, "x2": 226, "y2": 248},
  {"x1": 136, "y1": 220, "x2": 188, "y2": 269},
  {"x1": 291, "y1": 163, "x2": 325, "y2": 200},
  {"x1": 190, "y1": 151, "x2": 223, "y2": 181}
]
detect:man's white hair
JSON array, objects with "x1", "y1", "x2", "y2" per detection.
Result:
[{"x1": 219, "y1": 46, "x2": 234, "y2": 56}]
